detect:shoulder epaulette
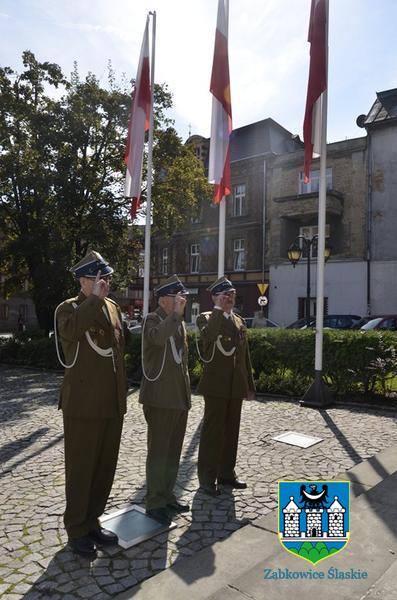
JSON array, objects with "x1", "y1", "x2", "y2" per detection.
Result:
[
  {"x1": 63, "y1": 296, "x2": 79, "y2": 305},
  {"x1": 106, "y1": 297, "x2": 118, "y2": 306}
]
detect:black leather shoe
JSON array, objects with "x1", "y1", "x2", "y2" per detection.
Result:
[
  {"x1": 166, "y1": 501, "x2": 190, "y2": 513},
  {"x1": 146, "y1": 507, "x2": 171, "y2": 525},
  {"x1": 218, "y1": 478, "x2": 247, "y2": 489},
  {"x1": 89, "y1": 527, "x2": 118, "y2": 545},
  {"x1": 198, "y1": 484, "x2": 221, "y2": 497},
  {"x1": 69, "y1": 535, "x2": 97, "y2": 557}
]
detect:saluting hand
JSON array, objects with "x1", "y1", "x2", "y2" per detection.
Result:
[
  {"x1": 174, "y1": 292, "x2": 187, "y2": 316},
  {"x1": 214, "y1": 293, "x2": 233, "y2": 312},
  {"x1": 92, "y1": 271, "x2": 109, "y2": 300}
]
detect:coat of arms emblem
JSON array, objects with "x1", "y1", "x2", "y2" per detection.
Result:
[{"x1": 278, "y1": 480, "x2": 350, "y2": 564}]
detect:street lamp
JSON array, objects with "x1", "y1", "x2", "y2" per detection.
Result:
[{"x1": 288, "y1": 235, "x2": 332, "y2": 328}]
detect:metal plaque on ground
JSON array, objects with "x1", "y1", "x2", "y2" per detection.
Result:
[
  {"x1": 272, "y1": 431, "x2": 323, "y2": 448},
  {"x1": 100, "y1": 505, "x2": 176, "y2": 549}
]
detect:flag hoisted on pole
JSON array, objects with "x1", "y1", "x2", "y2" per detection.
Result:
[
  {"x1": 124, "y1": 16, "x2": 151, "y2": 221},
  {"x1": 301, "y1": 0, "x2": 332, "y2": 408},
  {"x1": 303, "y1": 0, "x2": 327, "y2": 184},
  {"x1": 208, "y1": 0, "x2": 232, "y2": 277}
]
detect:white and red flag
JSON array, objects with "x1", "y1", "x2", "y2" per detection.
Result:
[
  {"x1": 303, "y1": 0, "x2": 327, "y2": 183},
  {"x1": 208, "y1": 0, "x2": 232, "y2": 204},
  {"x1": 125, "y1": 17, "x2": 151, "y2": 220}
]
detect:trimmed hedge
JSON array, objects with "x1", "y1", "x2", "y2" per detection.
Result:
[{"x1": 1, "y1": 329, "x2": 397, "y2": 398}]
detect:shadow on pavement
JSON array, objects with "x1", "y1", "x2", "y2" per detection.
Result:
[{"x1": 0, "y1": 431, "x2": 63, "y2": 479}]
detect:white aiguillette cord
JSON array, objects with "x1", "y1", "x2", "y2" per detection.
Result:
[
  {"x1": 195, "y1": 314, "x2": 236, "y2": 364},
  {"x1": 141, "y1": 314, "x2": 184, "y2": 382},
  {"x1": 54, "y1": 302, "x2": 115, "y2": 372}
]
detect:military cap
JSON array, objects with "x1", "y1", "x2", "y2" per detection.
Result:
[
  {"x1": 207, "y1": 276, "x2": 236, "y2": 295},
  {"x1": 155, "y1": 274, "x2": 188, "y2": 298},
  {"x1": 70, "y1": 250, "x2": 114, "y2": 279}
]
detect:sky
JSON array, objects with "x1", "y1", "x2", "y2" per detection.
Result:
[{"x1": 1, "y1": 0, "x2": 396, "y2": 145}]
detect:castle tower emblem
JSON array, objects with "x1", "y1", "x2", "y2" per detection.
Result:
[{"x1": 278, "y1": 481, "x2": 350, "y2": 565}]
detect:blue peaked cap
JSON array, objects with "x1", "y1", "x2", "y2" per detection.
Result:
[
  {"x1": 207, "y1": 276, "x2": 236, "y2": 295},
  {"x1": 70, "y1": 250, "x2": 114, "y2": 279},
  {"x1": 155, "y1": 274, "x2": 188, "y2": 297}
]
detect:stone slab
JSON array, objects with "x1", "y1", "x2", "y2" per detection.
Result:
[{"x1": 116, "y1": 524, "x2": 275, "y2": 600}]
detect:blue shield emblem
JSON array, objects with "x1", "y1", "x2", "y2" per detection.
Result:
[{"x1": 278, "y1": 480, "x2": 350, "y2": 565}]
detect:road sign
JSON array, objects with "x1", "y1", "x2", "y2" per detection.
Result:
[
  {"x1": 258, "y1": 296, "x2": 268, "y2": 306},
  {"x1": 257, "y1": 283, "x2": 269, "y2": 296}
]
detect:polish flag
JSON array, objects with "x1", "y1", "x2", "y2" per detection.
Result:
[
  {"x1": 125, "y1": 17, "x2": 151, "y2": 220},
  {"x1": 208, "y1": 0, "x2": 232, "y2": 204},
  {"x1": 303, "y1": 0, "x2": 327, "y2": 183}
]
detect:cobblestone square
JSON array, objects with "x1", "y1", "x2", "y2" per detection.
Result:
[{"x1": 1, "y1": 366, "x2": 397, "y2": 598}]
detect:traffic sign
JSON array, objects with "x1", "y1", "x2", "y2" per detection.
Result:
[
  {"x1": 257, "y1": 283, "x2": 269, "y2": 295},
  {"x1": 258, "y1": 296, "x2": 268, "y2": 306}
]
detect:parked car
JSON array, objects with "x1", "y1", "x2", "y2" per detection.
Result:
[
  {"x1": 286, "y1": 314, "x2": 362, "y2": 330},
  {"x1": 245, "y1": 317, "x2": 280, "y2": 328},
  {"x1": 359, "y1": 315, "x2": 397, "y2": 331}
]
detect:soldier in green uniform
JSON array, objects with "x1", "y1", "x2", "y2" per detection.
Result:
[
  {"x1": 55, "y1": 251, "x2": 127, "y2": 557},
  {"x1": 140, "y1": 275, "x2": 191, "y2": 525},
  {"x1": 196, "y1": 276, "x2": 255, "y2": 497}
]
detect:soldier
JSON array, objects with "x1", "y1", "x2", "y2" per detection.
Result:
[
  {"x1": 196, "y1": 276, "x2": 255, "y2": 497},
  {"x1": 55, "y1": 251, "x2": 127, "y2": 557},
  {"x1": 140, "y1": 275, "x2": 191, "y2": 525}
]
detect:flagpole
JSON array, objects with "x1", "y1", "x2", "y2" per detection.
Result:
[
  {"x1": 143, "y1": 11, "x2": 156, "y2": 317},
  {"x1": 217, "y1": 0, "x2": 228, "y2": 279},
  {"x1": 218, "y1": 198, "x2": 226, "y2": 277},
  {"x1": 301, "y1": 0, "x2": 332, "y2": 408}
]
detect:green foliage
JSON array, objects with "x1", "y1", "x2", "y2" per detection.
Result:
[
  {"x1": 152, "y1": 128, "x2": 212, "y2": 235},
  {"x1": 248, "y1": 328, "x2": 397, "y2": 397},
  {"x1": 2, "y1": 328, "x2": 397, "y2": 400},
  {"x1": 1, "y1": 52, "x2": 208, "y2": 333}
]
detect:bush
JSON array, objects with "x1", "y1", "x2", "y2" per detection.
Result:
[{"x1": 2, "y1": 328, "x2": 397, "y2": 399}]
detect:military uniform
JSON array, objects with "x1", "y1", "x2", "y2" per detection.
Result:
[
  {"x1": 56, "y1": 251, "x2": 127, "y2": 550},
  {"x1": 196, "y1": 277, "x2": 255, "y2": 492},
  {"x1": 139, "y1": 276, "x2": 191, "y2": 517}
]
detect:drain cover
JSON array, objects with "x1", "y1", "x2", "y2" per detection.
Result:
[
  {"x1": 100, "y1": 504, "x2": 176, "y2": 549},
  {"x1": 272, "y1": 431, "x2": 323, "y2": 448}
]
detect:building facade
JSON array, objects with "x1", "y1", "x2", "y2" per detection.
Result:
[{"x1": 151, "y1": 119, "x2": 301, "y2": 322}]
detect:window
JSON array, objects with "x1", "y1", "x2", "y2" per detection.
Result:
[
  {"x1": 191, "y1": 204, "x2": 202, "y2": 224},
  {"x1": 233, "y1": 184, "x2": 246, "y2": 217},
  {"x1": 0, "y1": 304, "x2": 9, "y2": 320},
  {"x1": 233, "y1": 239, "x2": 245, "y2": 271},
  {"x1": 161, "y1": 247, "x2": 168, "y2": 275},
  {"x1": 299, "y1": 225, "x2": 330, "y2": 259},
  {"x1": 298, "y1": 168, "x2": 332, "y2": 195},
  {"x1": 190, "y1": 243, "x2": 200, "y2": 273}
]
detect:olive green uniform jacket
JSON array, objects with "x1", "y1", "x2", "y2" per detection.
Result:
[
  {"x1": 57, "y1": 292, "x2": 127, "y2": 418},
  {"x1": 139, "y1": 306, "x2": 191, "y2": 409},
  {"x1": 196, "y1": 308, "x2": 255, "y2": 399}
]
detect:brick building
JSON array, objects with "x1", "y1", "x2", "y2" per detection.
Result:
[{"x1": 151, "y1": 118, "x2": 301, "y2": 322}]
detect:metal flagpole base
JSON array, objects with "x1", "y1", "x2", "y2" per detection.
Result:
[{"x1": 300, "y1": 370, "x2": 333, "y2": 408}]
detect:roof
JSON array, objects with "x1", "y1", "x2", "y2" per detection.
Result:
[
  {"x1": 186, "y1": 118, "x2": 301, "y2": 166},
  {"x1": 364, "y1": 88, "x2": 397, "y2": 126}
]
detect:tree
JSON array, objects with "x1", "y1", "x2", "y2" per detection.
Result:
[
  {"x1": 151, "y1": 127, "x2": 212, "y2": 236},
  {"x1": 0, "y1": 51, "x2": 211, "y2": 331}
]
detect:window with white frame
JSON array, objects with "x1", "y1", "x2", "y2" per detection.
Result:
[
  {"x1": 233, "y1": 239, "x2": 246, "y2": 271},
  {"x1": 298, "y1": 168, "x2": 332, "y2": 195},
  {"x1": 299, "y1": 224, "x2": 330, "y2": 258},
  {"x1": 161, "y1": 247, "x2": 168, "y2": 275},
  {"x1": 232, "y1": 184, "x2": 246, "y2": 217},
  {"x1": 190, "y1": 243, "x2": 200, "y2": 273}
]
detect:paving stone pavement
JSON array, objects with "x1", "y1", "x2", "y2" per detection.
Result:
[{"x1": 1, "y1": 365, "x2": 397, "y2": 599}]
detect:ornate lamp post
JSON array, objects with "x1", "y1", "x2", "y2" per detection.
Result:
[{"x1": 288, "y1": 235, "x2": 332, "y2": 328}]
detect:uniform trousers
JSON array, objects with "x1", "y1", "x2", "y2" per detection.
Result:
[
  {"x1": 198, "y1": 395, "x2": 243, "y2": 486},
  {"x1": 143, "y1": 406, "x2": 188, "y2": 510},
  {"x1": 63, "y1": 415, "x2": 123, "y2": 540}
]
